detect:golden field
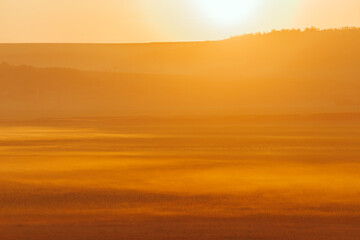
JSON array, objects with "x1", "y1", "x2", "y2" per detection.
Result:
[{"x1": 1, "y1": 115, "x2": 360, "y2": 239}]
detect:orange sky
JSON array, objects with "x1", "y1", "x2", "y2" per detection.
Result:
[{"x1": 1, "y1": 0, "x2": 360, "y2": 43}]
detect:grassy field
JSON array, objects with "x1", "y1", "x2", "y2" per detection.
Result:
[{"x1": 1, "y1": 115, "x2": 360, "y2": 239}]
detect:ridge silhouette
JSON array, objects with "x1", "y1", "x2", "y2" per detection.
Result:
[{"x1": 0, "y1": 28, "x2": 359, "y2": 118}]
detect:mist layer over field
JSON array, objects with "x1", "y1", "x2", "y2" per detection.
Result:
[{"x1": 1, "y1": 115, "x2": 360, "y2": 239}]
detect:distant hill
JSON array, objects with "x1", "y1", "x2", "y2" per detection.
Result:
[
  {"x1": 0, "y1": 28, "x2": 359, "y2": 75},
  {"x1": 0, "y1": 64, "x2": 359, "y2": 119},
  {"x1": 0, "y1": 28, "x2": 359, "y2": 119}
]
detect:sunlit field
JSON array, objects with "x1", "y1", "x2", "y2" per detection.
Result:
[{"x1": 1, "y1": 115, "x2": 360, "y2": 239}]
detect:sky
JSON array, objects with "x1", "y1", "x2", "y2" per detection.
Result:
[{"x1": 1, "y1": 0, "x2": 360, "y2": 43}]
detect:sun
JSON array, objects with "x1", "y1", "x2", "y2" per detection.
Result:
[{"x1": 196, "y1": 0, "x2": 260, "y2": 26}]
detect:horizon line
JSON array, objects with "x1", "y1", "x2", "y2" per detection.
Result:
[{"x1": 1, "y1": 26, "x2": 359, "y2": 45}]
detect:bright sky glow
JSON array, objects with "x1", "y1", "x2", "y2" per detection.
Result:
[
  {"x1": 0, "y1": 0, "x2": 360, "y2": 43},
  {"x1": 196, "y1": 0, "x2": 261, "y2": 26}
]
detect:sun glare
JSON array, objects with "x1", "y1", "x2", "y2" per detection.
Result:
[{"x1": 196, "y1": 0, "x2": 260, "y2": 26}]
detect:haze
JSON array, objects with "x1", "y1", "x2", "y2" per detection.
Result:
[{"x1": 1, "y1": 1, "x2": 360, "y2": 240}]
